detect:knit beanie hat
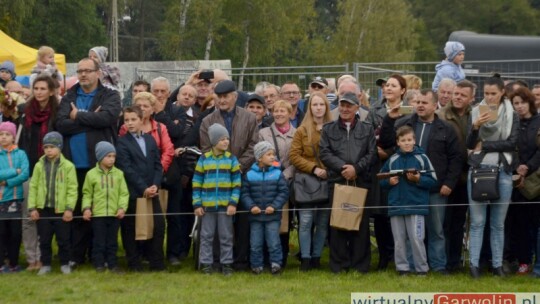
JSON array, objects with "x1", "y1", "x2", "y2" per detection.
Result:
[
  {"x1": 254, "y1": 141, "x2": 274, "y2": 160},
  {"x1": 0, "y1": 60, "x2": 16, "y2": 79},
  {"x1": 95, "y1": 141, "x2": 116, "y2": 162},
  {"x1": 90, "y1": 46, "x2": 108, "y2": 63},
  {"x1": 444, "y1": 41, "x2": 465, "y2": 62},
  {"x1": 208, "y1": 123, "x2": 229, "y2": 146},
  {"x1": 43, "y1": 131, "x2": 63, "y2": 149},
  {"x1": 0, "y1": 121, "x2": 16, "y2": 138}
]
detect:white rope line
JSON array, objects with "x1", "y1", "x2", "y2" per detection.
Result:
[{"x1": 5, "y1": 200, "x2": 539, "y2": 221}]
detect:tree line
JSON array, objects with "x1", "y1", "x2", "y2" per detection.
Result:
[{"x1": 1, "y1": 0, "x2": 539, "y2": 65}]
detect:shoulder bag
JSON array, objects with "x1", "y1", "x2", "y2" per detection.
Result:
[
  {"x1": 293, "y1": 143, "x2": 328, "y2": 205},
  {"x1": 469, "y1": 151, "x2": 500, "y2": 201}
]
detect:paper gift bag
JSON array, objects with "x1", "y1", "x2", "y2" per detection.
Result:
[
  {"x1": 158, "y1": 189, "x2": 169, "y2": 217},
  {"x1": 136, "y1": 197, "x2": 154, "y2": 240},
  {"x1": 330, "y1": 183, "x2": 368, "y2": 231},
  {"x1": 280, "y1": 202, "x2": 289, "y2": 234}
]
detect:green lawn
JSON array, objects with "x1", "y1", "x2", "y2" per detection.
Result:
[{"x1": 0, "y1": 231, "x2": 538, "y2": 303}]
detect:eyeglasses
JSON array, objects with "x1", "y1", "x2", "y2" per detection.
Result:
[
  {"x1": 76, "y1": 69, "x2": 97, "y2": 75},
  {"x1": 282, "y1": 91, "x2": 300, "y2": 96},
  {"x1": 310, "y1": 84, "x2": 324, "y2": 90}
]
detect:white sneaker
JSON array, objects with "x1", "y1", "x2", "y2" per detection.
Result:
[
  {"x1": 37, "y1": 266, "x2": 51, "y2": 275},
  {"x1": 60, "y1": 265, "x2": 71, "y2": 274}
]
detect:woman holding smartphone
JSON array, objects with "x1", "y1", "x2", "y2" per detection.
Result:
[{"x1": 466, "y1": 74, "x2": 518, "y2": 278}]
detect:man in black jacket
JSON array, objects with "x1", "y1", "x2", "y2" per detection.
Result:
[
  {"x1": 319, "y1": 93, "x2": 377, "y2": 273},
  {"x1": 380, "y1": 89, "x2": 462, "y2": 274},
  {"x1": 56, "y1": 58, "x2": 121, "y2": 266}
]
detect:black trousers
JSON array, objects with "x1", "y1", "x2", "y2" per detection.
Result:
[
  {"x1": 177, "y1": 184, "x2": 195, "y2": 257},
  {"x1": 233, "y1": 202, "x2": 250, "y2": 269},
  {"x1": 373, "y1": 213, "x2": 394, "y2": 264},
  {"x1": 165, "y1": 185, "x2": 194, "y2": 259},
  {"x1": 444, "y1": 183, "x2": 468, "y2": 269},
  {"x1": 506, "y1": 190, "x2": 537, "y2": 264},
  {"x1": 71, "y1": 168, "x2": 92, "y2": 264},
  {"x1": 92, "y1": 217, "x2": 120, "y2": 269},
  {"x1": 329, "y1": 211, "x2": 371, "y2": 273},
  {"x1": 121, "y1": 197, "x2": 165, "y2": 271},
  {"x1": 0, "y1": 217, "x2": 22, "y2": 267},
  {"x1": 37, "y1": 208, "x2": 71, "y2": 266}
]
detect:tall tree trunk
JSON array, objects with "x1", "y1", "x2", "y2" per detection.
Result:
[
  {"x1": 177, "y1": 0, "x2": 192, "y2": 58},
  {"x1": 180, "y1": 0, "x2": 191, "y2": 29},
  {"x1": 138, "y1": 0, "x2": 145, "y2": 61},
  {"x1": 204, "y1": 26, "x2": 213, "y2": 60},
  {"x1": 355, "y1": 0, "x2": 374, "y2": 56},
  {"x1": 238, "y1": 25, "x2": 250, "y2": 91}
]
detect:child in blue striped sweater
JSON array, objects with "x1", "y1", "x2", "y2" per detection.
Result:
[{"x1": 192, "y1": 123, "x2": 241, "y2": 276}]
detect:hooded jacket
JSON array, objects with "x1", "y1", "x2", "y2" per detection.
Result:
[
  {"x1": 28, "y1": 154, "x2": 78, "y2": 213},
  {"x1": 241, "y1": 162, "x2": 288, "y2": 222},
  {"x1": 0, "y1": 145, "x2": 29, "y2": 203},
  {"x1": 380, "y1": 146, "x2": 437, "y2": 216},
  {"x1": 432, "y1": 60, "x2": 465, "y2": 92},
  {"x1": 81, "y1": 164, "x2": 129, "y2": 217}
]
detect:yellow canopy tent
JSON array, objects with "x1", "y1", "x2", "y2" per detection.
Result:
[{"x1": 0, "y1": 30, "x2": 66, "y2": 75}]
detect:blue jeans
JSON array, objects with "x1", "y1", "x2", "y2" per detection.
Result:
[
  {"x1": 467, "y1": 169, "x2": 512, "y2": 268},
  {"x1": 298, "y1": 209, "x2": 330, "y2": 259},
  {"x1": 427, "y1": 192, "x2": 447, "y2": 271},
  {"x1": 250, "y1": 220, "x2": 282, "y2": 268}
]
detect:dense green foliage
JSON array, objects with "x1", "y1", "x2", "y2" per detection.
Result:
[{"x1": 0, "y1": 0, "x2": 538, "y2": 63}]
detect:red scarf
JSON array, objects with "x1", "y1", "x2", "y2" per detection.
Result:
[
  {"x1": 25, "y1": 100, "x2": 51, "y2": 155},
  {"x1": 276, "y1": 123, "x2": 290, "y2": 134}
]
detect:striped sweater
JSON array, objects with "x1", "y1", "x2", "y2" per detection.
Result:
[{"x1": 192, "y1": 150, "x2": 241, "y2": 211}]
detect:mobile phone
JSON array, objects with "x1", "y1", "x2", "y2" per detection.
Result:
[
  {"x1": 199, "y1": 70, "x2": 214, "y2": 80},
  {"x1": 398, "y1": 106, "x2": 414, "y2": 115},
  {"x1": 479, "y1": 104, "x2": 498, "y2": 122}
]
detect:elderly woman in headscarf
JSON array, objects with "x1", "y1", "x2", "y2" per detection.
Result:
[{"x1": 88, "y1": 46, "x2": 121, "y2": 91}]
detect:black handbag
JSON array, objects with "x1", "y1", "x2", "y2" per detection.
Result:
[
  {"x1": 293, "y1": 144, "x2": 328, "y2": 205},
  {"x1": 293, "y1": 172, "x2": 328, "y2": 205},
  {"x1": 471, "y1": 167, "x2": 500, "y2": 201}
]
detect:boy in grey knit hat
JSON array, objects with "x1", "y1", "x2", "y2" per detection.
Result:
[
  {"x1": 241, "y1": 140, "x2": 288, "y2": 275},
  {"x1": 81, "y1": 141, "x2": 129, "y2": 272},
  {"x1": 192, "y1": 123, "x2": 241, "y2": 276}
]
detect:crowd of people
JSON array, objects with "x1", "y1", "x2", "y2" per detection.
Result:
[{"x1": 0, "y1": 41, "x2": 539, "y2": 279}]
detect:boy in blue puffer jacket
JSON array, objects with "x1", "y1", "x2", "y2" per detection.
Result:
[
  {"x1": 242, "y1": 141, "x2": 288, "y2": 275},
  {"x1": 380, "y1": 126, "x2": 437, "y2": 276}
]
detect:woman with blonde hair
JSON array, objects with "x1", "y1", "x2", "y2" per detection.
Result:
[
  {"x1": 119, "y1": 92, "x2": 174, "y2": 172},
  {"x1": 259, "y1": 99, "x2": 296, "y2": 267},
  {"x1": 289, "y1": 91, "x2": 332, "y2": 271}
]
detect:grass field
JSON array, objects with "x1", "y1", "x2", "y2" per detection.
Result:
[{"x1": 0, "y1": 232, "x2": 538, "y2": 303}]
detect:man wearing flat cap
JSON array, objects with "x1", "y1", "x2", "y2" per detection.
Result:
[
  {"x1": 199, "y1": 79, "x2": 259, "y2": 271},
  {"x1": 319, "y1": 92, "x2": 377, "y2": 274}
]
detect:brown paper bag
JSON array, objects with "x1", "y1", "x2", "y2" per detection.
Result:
[
  {"x1": 280, "y1": 202, "x2": 289, "y2": 234},
  {"x1": 159, "y1": 189, "x2": 169, "y2": 217},
  {"x1": 330, "y1": 183, "x2": 368, "y2": 231},
  {"x1": 135, "y1": 197, "x2": 154, "y2": 240}
]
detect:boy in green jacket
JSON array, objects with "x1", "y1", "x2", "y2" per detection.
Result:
[
  {"x1": 82, "y1": 141, "x2": 128, "y2": 272},
  {"x1": 28, "y1": 132, "x2": 78, "y2": 275}
]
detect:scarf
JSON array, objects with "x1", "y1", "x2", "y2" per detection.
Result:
[
  {"x1": 25, "y1": 100, "x2": 51, "y2": 155},
  {"x1": 471, "y1": 98, "x2": 514, "y2": 165},
  {"x1": 276, "y1": 123, "x2": 290, "y2": 134}
]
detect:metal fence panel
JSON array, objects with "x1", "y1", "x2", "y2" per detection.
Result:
[
  {"x1": 135, "y1": 64, "x2": 350, "y2": 92},
  {"x1": 353, "y1": 59, "x2": 540, "y2": 101}
]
